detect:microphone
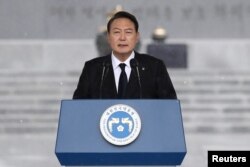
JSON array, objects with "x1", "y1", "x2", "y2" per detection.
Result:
[
  {"x1": 130, "y1": 58, "x2": 142, "y2": 98},
  {"x1": 99, "y1": 61, "x2": 110, "y2": 98}
]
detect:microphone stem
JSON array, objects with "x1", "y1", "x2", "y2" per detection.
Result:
[
  {"x1": 136, "y1": 66, "x2": 142, "y2": 99},
  {"x1": 99, "y1": 66, "x2": 106, "y2": 99}
]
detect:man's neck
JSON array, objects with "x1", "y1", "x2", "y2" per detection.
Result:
[
  {"x1": 113, "y1": 52, "x2": 133, "y2": 62},
  {"x1": 111, "y1": 51, "x2": 135, "y2": 68}
]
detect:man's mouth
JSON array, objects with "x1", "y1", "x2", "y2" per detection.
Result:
[{"x1": 118, "y1": 44, "x2": 128, "y2": 47}]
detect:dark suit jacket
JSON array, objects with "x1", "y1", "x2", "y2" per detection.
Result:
[{"x1": 73, "y1": 52, "x2": 177, "y2": 99}]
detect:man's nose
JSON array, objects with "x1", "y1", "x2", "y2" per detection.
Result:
[{"x1": 119, "y1": 32, "x2": 126, "y2": 40}]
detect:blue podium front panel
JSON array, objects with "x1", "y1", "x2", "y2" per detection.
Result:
[{"x1": 55, "y1": 100, "x2": 186, "y2": 166}]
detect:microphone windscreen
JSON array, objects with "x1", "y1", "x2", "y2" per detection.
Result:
[
  {"x1": 130, "y1": 58, "x2": 138, "y2": 67},
  {"x1": 105, "y1": 62, "x2": 111, "y2": 67},
  {"x1": 103, "y1": 60, "x2": 111, "y2": 67}
]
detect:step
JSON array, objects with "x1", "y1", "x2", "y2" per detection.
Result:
[{"x1": 0, "y1": 69, "x2": 250, "y2": 134}]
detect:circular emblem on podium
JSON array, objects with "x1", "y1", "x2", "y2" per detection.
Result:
[{"x1": 100, "y1": 104, "x2": 141, "y2": 146}]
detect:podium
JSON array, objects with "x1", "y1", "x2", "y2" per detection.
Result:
[{"x1": 55, "y1": 100, "x2": 186, "y2": 166}]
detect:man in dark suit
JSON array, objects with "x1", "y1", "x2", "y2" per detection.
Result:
[{"x1": 73, "y1": 11, "x2": 177, "y2": 99}]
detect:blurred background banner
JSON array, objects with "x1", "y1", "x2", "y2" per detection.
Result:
[
  {"x1": 0, "y1": 1, "x2": 250, "y2": 167},
  {"x1": 0, "y1": 0, "x2": 250, "y2": 39}
]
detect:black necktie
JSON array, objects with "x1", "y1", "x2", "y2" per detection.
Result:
[{"x1": 118, "y1": 63, "x2": 127, "y2": 98}]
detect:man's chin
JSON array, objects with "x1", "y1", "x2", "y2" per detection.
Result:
[{"x1": 113, "y1": 51, "x2": 133, "y2": 59}]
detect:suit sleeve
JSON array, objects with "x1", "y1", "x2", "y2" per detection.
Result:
[
  {"x1": 73, "y1": 62, "x2": 90, "y2": 99},
  {"x1": 155, "y1": 60, "x2": 177, "y2": 99}
]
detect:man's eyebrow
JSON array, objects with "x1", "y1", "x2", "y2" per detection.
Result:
[
  {"x1": 125, "y1": 28, "x2": 133, "y2": 31},
  {"x1": 111, "y1": 28, "x2": 134, "y2": 31},
  {"x1": 111, "y1": 28, "x2": 121, "y2": 31}
]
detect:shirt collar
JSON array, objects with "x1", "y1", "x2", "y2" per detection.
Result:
[{"x1": 111, "y1": 51, "x2": 135, "y2": 69}]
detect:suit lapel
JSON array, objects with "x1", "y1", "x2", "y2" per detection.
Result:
[
  {"x1": 126, "y1": 53, "x2": 143, "y2": 98},
  {"x1": 102, "y1": 58, "x2": 117, "y2": 98},
  {"x1": 126, "y1": 68, "x2": 139, "y2": 98}
]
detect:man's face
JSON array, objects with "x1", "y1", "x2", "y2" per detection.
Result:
[{"x1": 107, "y1": 18, "x2": 139, "y2": 60}]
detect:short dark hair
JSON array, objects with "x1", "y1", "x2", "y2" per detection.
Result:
[{"x1": 107, "y1": 11, "x2": 139, "y2": 32}]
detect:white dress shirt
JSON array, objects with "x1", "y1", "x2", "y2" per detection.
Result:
[{"x1": 111, "y1": 51, "x2": 135, "y2": 92}]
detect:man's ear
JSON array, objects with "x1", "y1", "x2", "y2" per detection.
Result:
[
  {"x1": 136, "y1": 32, "x2": 140, "y2": 43},
  {"x1": 106, "y1": 32, "x2": 110, "y2": 44}
]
